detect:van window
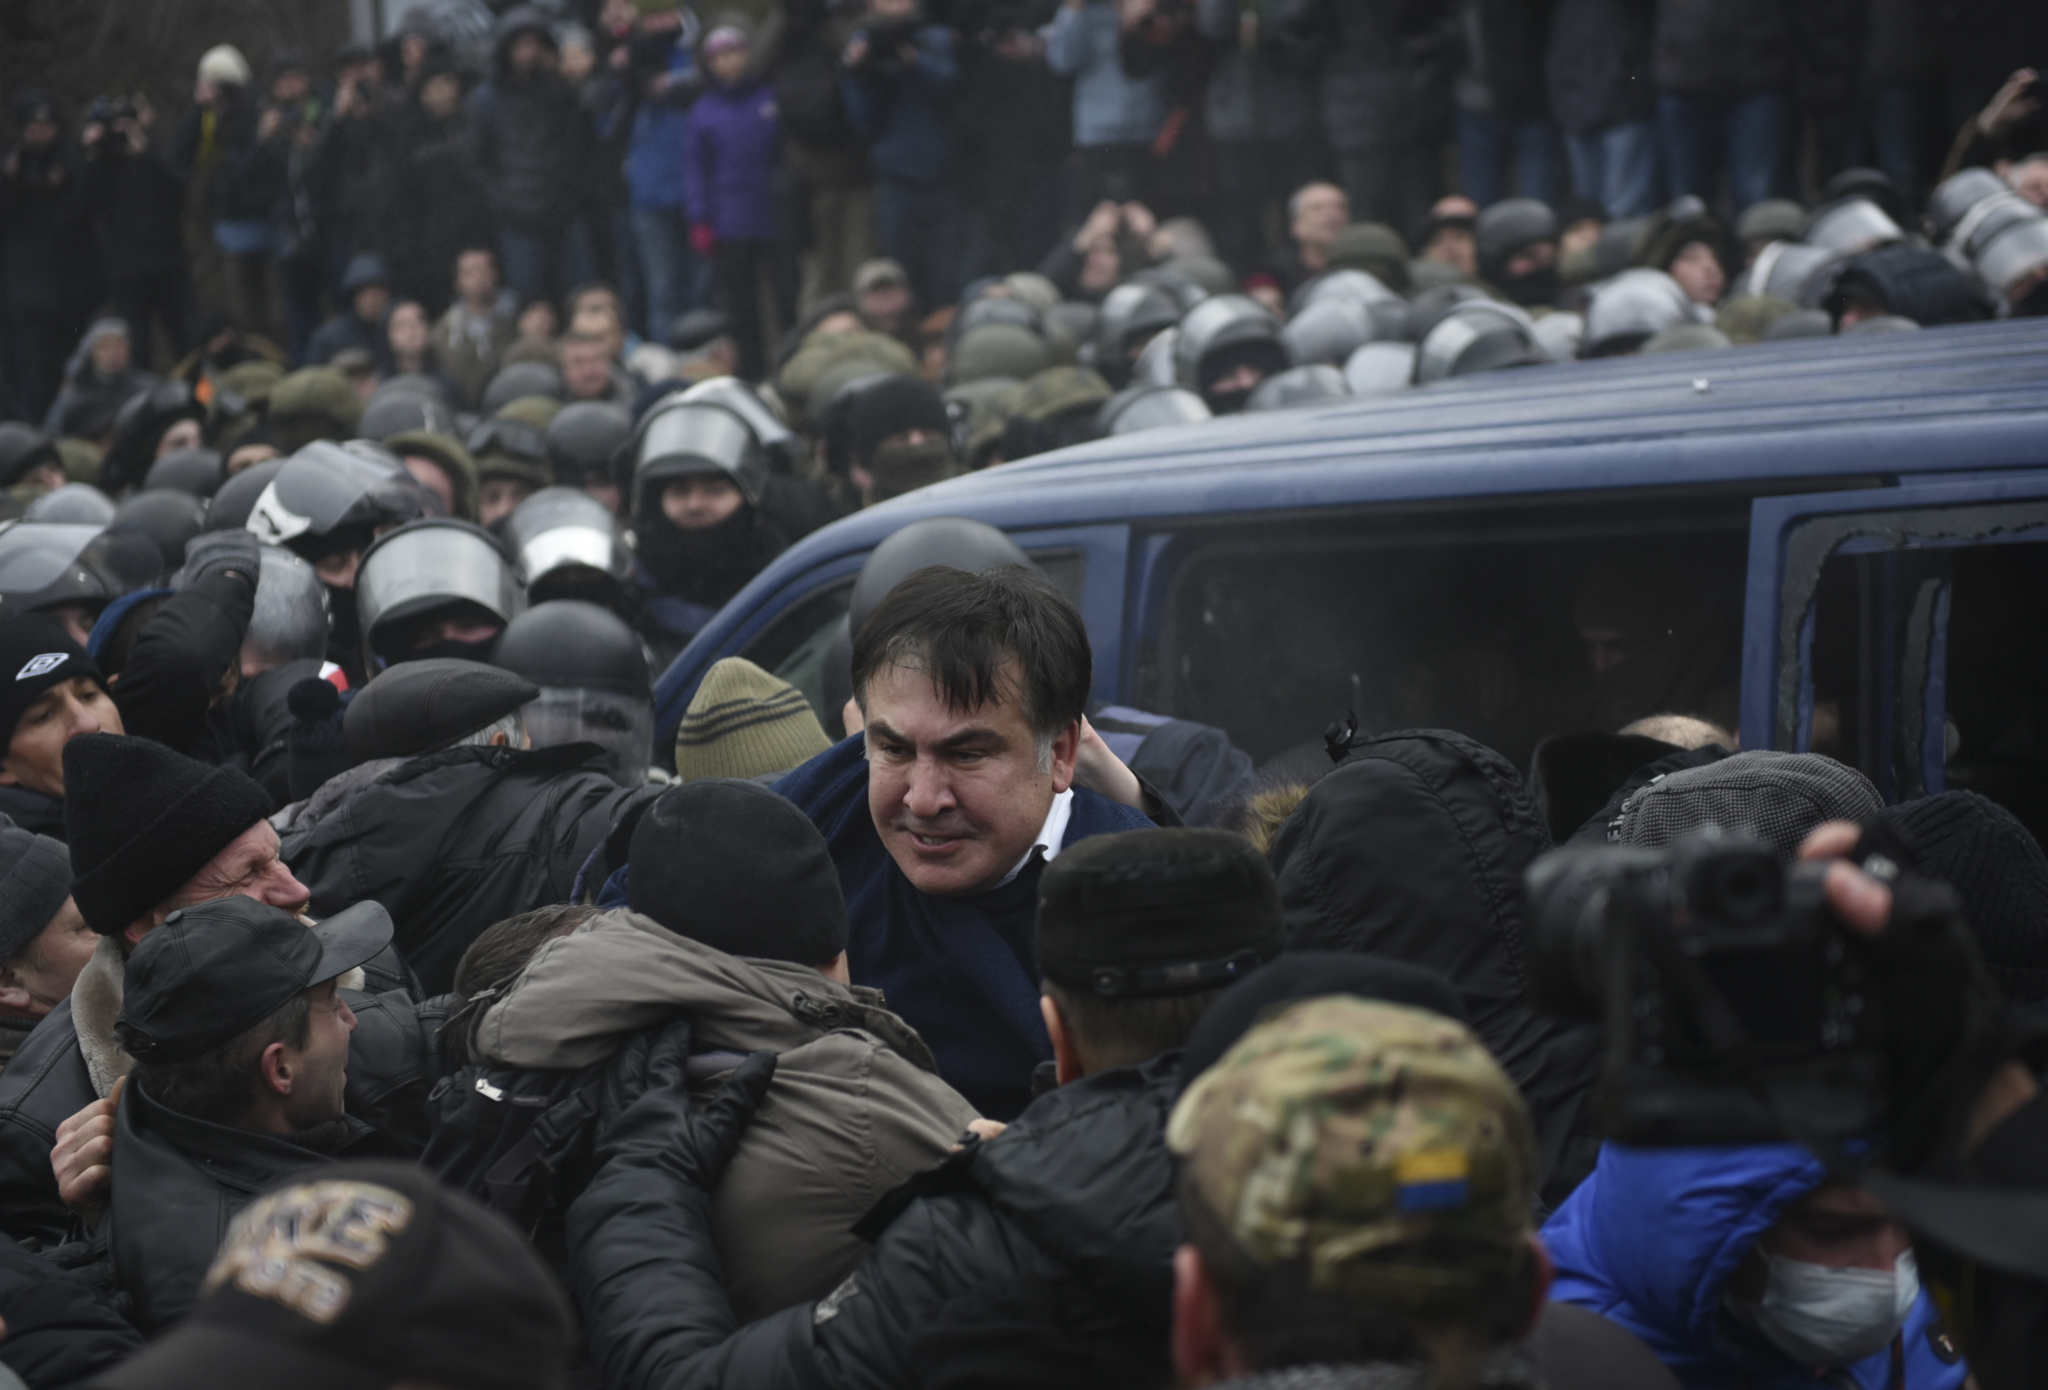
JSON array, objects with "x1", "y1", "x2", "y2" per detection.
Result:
[
  {"x1": 740, "y1": 583, "x2": 851, "y2": 723},
  {"x1": 1807, "y1": 537, "x2": 2048, "y2": 843},
  {"x1": 1142, "y1": 505, "x2": 1750, "y2": 772}
]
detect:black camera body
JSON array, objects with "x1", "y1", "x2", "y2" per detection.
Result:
[
  {"x1": 86, "y1": 97, "x2": 138, "y2": 127},
  {"x1": 1526, "y1": 828, "x2": 1888, "y2": 1147}
]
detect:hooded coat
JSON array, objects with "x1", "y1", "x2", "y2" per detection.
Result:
[
  {"x1": 568, "y1": 1049, "x2": 1186, "y2": 1390},
  {"x1": 1267, "y1": 729, "x2": 1601, "y2": 1210},
  {"x1": 1543, "y1": 1143, "x2": 1970, "y2": 1390},
  {"x1": 472, "y1": 908, "x2": 978, "y2": 1321},
  {"x1": 282, "y1": 742, "x2": 658, "y2": 994},
  {"x1": 470, "y1": 10, "x2": 593, "y2": 233}
]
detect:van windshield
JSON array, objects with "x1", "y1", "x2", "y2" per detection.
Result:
[{"x1": 1144, "y1": 504, "x2": 1751, "y2": 774}]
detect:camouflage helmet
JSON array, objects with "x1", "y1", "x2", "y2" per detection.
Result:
[{"x1": 1167, "y1": 997, "x2": 1535, "y2": 1309}]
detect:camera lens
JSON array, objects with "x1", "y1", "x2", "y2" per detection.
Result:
[{"x1": 1694, "y1": 847, "x2": 1782, "y2": 923}]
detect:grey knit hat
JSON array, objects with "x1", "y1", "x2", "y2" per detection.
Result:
[
  {"x1": 1610, "y1": 750, "x2": 1881, "y2": 861},
  {"x1": 0, "y1": 821, "x2": 71, "y2": 962}
]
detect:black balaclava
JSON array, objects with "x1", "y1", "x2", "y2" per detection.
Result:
[
  {"x1": 633, "y1": 504, "x2": 770, "y2": 608},
  {"x1": 1198, "y1": 339, "x2": 1288, "y2": 415}
]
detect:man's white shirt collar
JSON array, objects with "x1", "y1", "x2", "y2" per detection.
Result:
[{"x1": 995, "y1": 788, "x2": 1073, "y2": 888}]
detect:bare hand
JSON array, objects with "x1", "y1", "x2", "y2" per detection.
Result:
[
  {"x1": 1979, "y1": 68, "x2": 2041, "y2": 136},
  {"x1": 1120, "y1": 200, "x2": 1157, "y2": 240},
  {"x1": 1072, "y1": 716, "x2": 1145, "y2": 811},
  {"x1": 52, "y1": 1076, "x2": 123, "y2": 1225},
  {"x1": 843, "y1": 36, "x2": 870, "y2": 67},
  {"x1": 258, "y1": 108, "x2": 284, "y2": 141}
]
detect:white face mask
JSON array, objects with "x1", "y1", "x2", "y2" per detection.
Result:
[{"x1": 1729, "y1": 1249, "x2": 1919, "y2": 1368}]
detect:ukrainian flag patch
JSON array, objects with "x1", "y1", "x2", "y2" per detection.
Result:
[{"x1": 1395, "y1": 1149, "x2": 1471, "y2": 1212}]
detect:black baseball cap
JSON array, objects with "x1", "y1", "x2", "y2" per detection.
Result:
[
  {"x1": 85, "y1": 1160, "x2": 572, "y2": 1390},
  {"x1": 116, "y1": 898, "x2": 392, "y2": 1063},
  {"x1": 1035, "y1": 828, "x2": 1284, "y2": 998}
]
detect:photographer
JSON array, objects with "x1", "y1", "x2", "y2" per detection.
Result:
[
  {"x1": 839, "y1": 0, "x2": 962, "y2": 306},
  {"x1": 77, "y1": 94, "x2": 191, "y2": 368},
  {"x1": 210, "y1": 55, "x2": 319, "y2": 352},
  {"x1": 1531, "y1": 818, "x2": 2048, "y2": 1390},
  {"x1": 1044, "y1": 0, "x2": 1168, "y2": 220}
]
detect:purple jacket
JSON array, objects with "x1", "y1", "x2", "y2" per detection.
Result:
[{"x1": 681, "y1": 79, "x2": 779, "y2": 241}]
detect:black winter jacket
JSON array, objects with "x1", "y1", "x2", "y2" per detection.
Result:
[
  {"x1": 1268, "y1": 729, "x2": 1602, "y2": 1212},
  {"x1": 1284, "y1": 0, "x2": 1454, "y2": 152},
  {"x1": 283, "y1": 744, "x2": 658, "y2": 994},
  {"x1": 1545, "y1": 0, "x2": 1655, "y2": 136},
  {"x1": 568, "y1": 1052, "x2": 1185, "y2": 1390},
  {"x1": 0, "y1": 1237, "x2": 141, "y2": 1387},
  {"x1": 0, "y1": 984, "x2": 446, "y2": 1248},
  {"x1": 469, "y1": 64, "x2": 591, "y2": 233},
  {"x1": 1651, "y1": 0, "x2": 1796, "y2": 96},
  {"x1": 76, "y1": 144, "x2": 185, "y2": 282},
  {"x1": 0, "y1": 145, "x2": 84, "y2": 317},
  {"x1": 107, "y1": 1076, "x2": 392, "y2": 1333}
]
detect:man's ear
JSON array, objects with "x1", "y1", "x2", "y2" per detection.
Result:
[
  {"x1": 1172, "y1": 1243, "x2": 1230, "y2": 1387},
  {"x1": 0, "y1": 968, "x2": 32, "y2": 1016},
  {"x1": 1048, "y1": 719, "x2": 1082, "y2": 794},
  {"x1": 1040, "y1": 993, "x2": 1084, "y2": 1085},
  {"x1": 258, "y1": 1041, "x2": 294, "y2": 1098},
  {"x1": 489, "y1": 730, "x2": 511, "y2": 747}
]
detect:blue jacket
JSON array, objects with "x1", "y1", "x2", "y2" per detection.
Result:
[
  {"x1": 682, "y1": 79, "x2": 781, "y2": 240},
  {"x1": 839, "y1": 25, "x2": 958, "y2": 185},
  {"x1": 1042, "y1": 2, "x2": 1166, "y2": 147},
  {"x1": 775, "y1": 735, "x2": 1154, "y2": 1120},
  {"x1": 623, "y1": 44, "x2": 698, "y2": 211},
  {"x1": 1542, "y1": 1143, "x2": 1969, "y2": 1390}
]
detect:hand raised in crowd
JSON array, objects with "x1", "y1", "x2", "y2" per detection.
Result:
[
  {"x1": 1073, "y1": 716, "x2": 1145, "y2": 812},
  {"x1": 51, "y1": 1076, "x2": 124, "y2": 1227},
  {"x1": 1978, "y1": 68, "x2": 2040, "y2": 138}
]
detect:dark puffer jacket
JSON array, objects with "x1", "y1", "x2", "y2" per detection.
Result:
[
  {"x1": 567, "y1": 1051, "x2": 1185, "y2": 1390},
  {"x1": 1651, "y1": 0, "x2": 1795, "y2": 96},
  {"x1": 1284, "y1": 0, "x2": 1454, "y2": 154},
  {"x1": 1546, "y1": 0, "x2": 1656, "y2": 137},
  {"x1": 283, "y1": 743, "x2": 658, "y2": 994},
  {"x1": 470, "y1": 8, "x2": 594, "y2": 232},
  {"x1": 1267, "y1": 729, "x2": 1601, "y2": 1211}
]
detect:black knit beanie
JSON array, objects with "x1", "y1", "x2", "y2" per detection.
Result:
[
  {"x1": 0, "y1": 822, "x2": 74, "y2": 961},
  {"x1": 849, "y1": 377, "x2": 950, "y2": 466},
  {"x1": 286, "y1": 676, "x2": 354, "y2": 803},
  {"x1": 1891, "y1": 790, "x2": 2048, "y2": 1005},
  {"x1": 627, "y1": 778, "x2": 848, "y2": 968},
  {"x1": 64, "y1": 734, "x2": 275, "y2": 935},
  {"x1": 0, "y1": 616, "x2": 104, "y2": 748}
]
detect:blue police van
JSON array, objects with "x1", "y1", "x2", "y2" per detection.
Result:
[{"x1": 658, "y1": 318, "x2": 2048, "y2": 834}]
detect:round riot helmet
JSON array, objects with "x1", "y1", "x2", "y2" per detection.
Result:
[
  {"x1": 480, "y1": 360, "x2": 566, "y2": 414},
  {"x1": 1046, "y1": 302, "x2": 1100, "y2": 352},
  {"x1": 1288, "y1": 268, "x2": 1402, "y2": 317},
  {"x1": 369, "y1": 371, "x2": 456, "y2": 411},
  {"x1": 239, "y1": 544, "x2": 331, "y2": 673},
  {"x1": 1401, "y1": 283, "x2": 1496, "y2": 342},
  {"x1": 1731, "y1": 242, "x2": 1847, "y2": 306},
  {"x1": 205, "y1": 458, "x2": 286, "y2": 532},
  {"x1": 623, "y1": 398, "x2": 767, "y2": 519},
  {"x1": 357, "y1": 518, "x2": 522, "y2": 669},
  {"x1": 0, "y1": 424, "x2": 65, "y2": 491},
  {"x1": 144, "y1": 447, "x2": 224, "y2": 498},
  {"x1": 502, "y1": 486, "x2": 630, "y2": 608},
  {"x1": 103, "y1": 380, "x2": 205, "y2": 496},
  {"x1": 675, "y1": 377, "x2": 801, "y2": 472},
  {"x1": 112, "y1": 490, "x2": 208, "y2": 574},
  {"x1": 1413, "y1": 301, "x2": 1545, "y2": 382},
  {"x1": 1532, "y1": 310, "x2": 1587, "y2": 363},
  {"x1": 1173, "y1": 295, "x2": 1289, "y2": 414},
  {"x1": 1129, "y1": 326, "x2": 1179, "y2": 388},
  {"x1": 359, "y1": 390, "x2": 459, "y2": 442},
  {"x1": 1474, "y1": 198, "x2": 1562, "y2": 305},
  {"x1": 1246, "y1": 364, "x2": 1352, "y2": 411},
  {"x1": 1097, "y1": 385, "x2": 1212, "y2": 436},
  {"x1": 1803, "y1": 197, "x2": 1906, "y2": 256},
  {"x1": 953, "y1": 296, "x2": 1044, "y2": 343},
  {"x1": 0, "y1": 521, "x2": 122, "y2": 633},
  {"x1": 1581, "y1": 269, "x2": 1697, "y2": 357},
  {"x1": 245, "y1": 440, "x2": 424, "y2": 569},
  {"x1": 24, "y1": 484, "x2": 116, "y2": 526},
  {"x1": 545, "y1": 401, "x2": 633, "y2": 489},
  {"x1": 1344, "y1": 342, "x2": 1417, "y2": 397},
  {"x1": 1094, "y1": 282, "x2": 1197, "y2": 386},
  {"x1": 1819, "y1": 167, "x2": 1909, "y2": 228},
  {"x1": 1927, "y1": 169, "x2": 2012, "y2": 244},
  {"x1": 1283, "y1": 297, "x2": 1392, "y2": 366},
  {"x1": 1929, "y1": 170, "x2": 2048, "y2": 304},
  {"x1": 493, "y1": 600, "x2": 654, "y2": 786},
  {"x1": 849, "y1": 516, "x2": 1034, "y2": 638}
]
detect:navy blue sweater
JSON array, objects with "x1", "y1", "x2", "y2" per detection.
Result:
[{"x1": 776, "y1": 735, "x2": 1154, "y2": 1119}]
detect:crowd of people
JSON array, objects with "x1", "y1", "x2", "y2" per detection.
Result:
[{"x1": 0, "y1": 4, "x2": 2042, "y2": 1390}]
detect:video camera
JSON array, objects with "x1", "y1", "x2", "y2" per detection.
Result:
[{"x1": 1525, "y1": 826, "x2": 1892, "y2": 1148}]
